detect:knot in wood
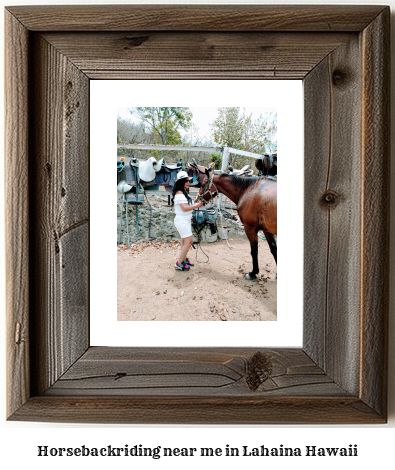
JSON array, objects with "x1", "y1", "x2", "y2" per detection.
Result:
[
  {"x1": 246, "y1": 351, "x2": 273, "y2": 391},
  {"x1": 332, "y1": 68, "x2": 348, "y2": 87},
  {"x1": 123, "y1": 35, "x2": 149, "y2": 49},
  {"x1": 321, "y1": 190, "x2": 340, "y2": 207}
]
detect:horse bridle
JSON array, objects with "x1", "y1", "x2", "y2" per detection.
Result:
[
  {"x1": 188, "y1": 159, "x2": 218, "y2": 203},
  {"x1": 197, "y1": 170, "x2": 218, "y2": 203}
]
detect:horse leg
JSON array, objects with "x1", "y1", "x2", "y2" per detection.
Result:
[
  {"x1": 244, "y1": 226, "x2": 259, "y2": 280},
  {"x1": 263, "y1": 231, "x2": 277, "y2": 264}
]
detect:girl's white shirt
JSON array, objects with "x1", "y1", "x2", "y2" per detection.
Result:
[{"x1": 174, "y1": 193, "x2": 192, "y2": 219}]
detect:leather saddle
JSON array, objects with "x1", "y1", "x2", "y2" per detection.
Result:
[
  {"x1": 119, "y1": 157, "x2": 193, "y2": 189},
  {"x1": 192, "y1": 204, "x2": 218, "y2": 233},
  {"x1": 255, "y1": 153, "x2": 277, "y2": 176},
  {"x1": 227, "y1": 164, "x2": 254, "y2": 176},
  {"x1": 154, "y1": 160, "x2": 183, "y2": 186},
  {"x1": 130, "y1": 156, "x2": 163, "y2": 183}
]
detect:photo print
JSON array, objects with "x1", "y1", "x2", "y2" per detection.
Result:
[
  {"x1": 116, "y1": 106, "x2": 277, "y2": 321},
  {"x1": 90, "y1": 80, "x2": 303, "y2": 348}
]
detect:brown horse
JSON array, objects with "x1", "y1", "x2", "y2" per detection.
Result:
[{"x1": 191, "y1": 162, "x2": 277, "y2": 280}]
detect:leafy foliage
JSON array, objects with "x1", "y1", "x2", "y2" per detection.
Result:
[
  {"x1": 210, "y1": 152, "x2": 222, "y2": 170},
  {"x1": 130, "y1": 107, "x2": 192, "y2": 145},
  {"x1": 210, "y1": 107, "x2": 277, "y2": 167}
]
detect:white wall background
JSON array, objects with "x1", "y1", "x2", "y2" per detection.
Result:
[{"x1": 1, "y1": 1, "x2": 394, "y2": 469}]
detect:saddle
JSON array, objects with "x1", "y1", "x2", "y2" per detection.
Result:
[
  {"x1": 130, "y1": 156, "x2": 163, "y2": 183},
  {"x1": 186, "y1": 161, "x2": 202, "y2": 185},
  {"x1": 192, "y1": 204, "x2": 218, "y2": 226},
  {"x1": 117, "y1": 178, "x2": 144, "y2": 204},
  {"x1": 154, "y1": 160, "x2": 183, "y2": 186},
  {"x1": 255, "y1": 153, "x2": 277, "y2": 176},
  {"x1": 192, "y1": 204, "x2": 218, "y2": 236},
  {"x1": 118, "y1": 157, "x2": 191, "y2": 190},
  {"x1": 227, "y1": 164, "x2": 254, "y2": 177}
]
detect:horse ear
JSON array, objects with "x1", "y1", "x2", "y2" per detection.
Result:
[{"x1": 205, "y1": 168, "x2": 210, "y2": 176}]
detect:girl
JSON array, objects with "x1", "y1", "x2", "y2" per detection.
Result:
[{"x1": 172, "y1": 171, "x2": 203, "y2": 271}]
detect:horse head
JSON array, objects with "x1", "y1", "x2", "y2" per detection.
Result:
[{"x1": 197, "y1": 166, "x2": 218, "y2": 203}]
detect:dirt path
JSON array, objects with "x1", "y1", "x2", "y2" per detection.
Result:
[{"x1": 117, "y1": 237, "x2": 277, "y2": 321}]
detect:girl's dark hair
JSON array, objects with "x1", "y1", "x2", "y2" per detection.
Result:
[{"x1": 171, "y1": 178, "x2": 192, "y2": 205}]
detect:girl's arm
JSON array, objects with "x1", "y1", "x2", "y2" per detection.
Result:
[{"x1": 180, "y1": 201, "x2": 203, "y2": 212}]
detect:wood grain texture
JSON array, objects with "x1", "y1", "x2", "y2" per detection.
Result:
[
  {"x1": 304, "y1": 36, "x2": 362, "y2": 395},
  {"x1": 46, "y1": 347, "x2": 344, "y2": 397},
  {"x1": 5, "y1": 10, "x2": 30, "y2": 418},
  {"x1": 6, "y1": 5, "x2": 386, "y2": 32},
  {"x1": 29, "y1": 35, "x2": 90, "y2": 395},
  {"x1": 360, "y1": 9, "x2": 390, "y2": 418},
  {"x1": 10, "y1": 396, "x2": 383, "y2": 425},
  {"x1": 9, "y1": 348, "x2": 382, "y2": 424},
  {"x1": 5, "y1": 5, "x2": 389, "y2": 424},
  {"x1": 42, "y1": 32, "x2": 351, "y2": 80}
]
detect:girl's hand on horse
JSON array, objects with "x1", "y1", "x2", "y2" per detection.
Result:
[{"x1": 195, "y1": 201, "x2": 203, "y2": 208}]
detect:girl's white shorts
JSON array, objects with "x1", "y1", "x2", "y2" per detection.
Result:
[{"x1": 174, "y1": 216, "x2": 192, "y2": 238}]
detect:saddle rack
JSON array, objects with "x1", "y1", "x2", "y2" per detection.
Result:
[{"x1": 117, "y1": 159, "x2": 153, "y2": 248}]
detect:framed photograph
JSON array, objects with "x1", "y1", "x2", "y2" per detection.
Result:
[
  {"x1": 91, "y1": 81, "x2": 303, "y2": 346},
  {"x1": 5, "y1": 5, "x2": 389, "y2": 423}
]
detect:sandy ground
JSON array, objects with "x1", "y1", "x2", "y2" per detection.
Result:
[{"x1": 117, "y1": 237, "x2": 277, "y2": 321}]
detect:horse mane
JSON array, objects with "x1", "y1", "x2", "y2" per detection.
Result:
[{"x1": 219, "y1": 173, "x2": 262, "y2": 189}]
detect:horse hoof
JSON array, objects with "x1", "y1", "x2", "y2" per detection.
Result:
[{"x1": 246, "y1": 273, "x2": 256, "y2": 280}]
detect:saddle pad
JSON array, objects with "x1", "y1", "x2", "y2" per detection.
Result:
[
  {"x1": 192, "y1": 205, "x2": 218, "y2": 226},
  {"x1": 155, "y1": 158, "x2": 164, "y2": 172},
  {"x1": 138, "y1": 156, "x2": 158, "y2": 182},
  {"x1": 192, "y1": 210, "x2": 206, "y2": 227},
  {"x1": 168, "y1": 168, "x2": 180, "y2": 186},
  {"x1": 154, "y1": 169, "x2": 172, "y2": 185},
  {"x1": 155, "y1": 168, "x2": 180, "y2": 186},
  {"x1": 204, "y1": 208, "x2": 218, "y2": 224}
]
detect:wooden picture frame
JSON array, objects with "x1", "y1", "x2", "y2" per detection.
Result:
[{"x1": 5, "y1": 5, "x2": 389, "y2": 424}]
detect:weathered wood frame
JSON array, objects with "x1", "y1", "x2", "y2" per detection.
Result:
[{"x1": 5, "y1": 5, "x2": 390, "y2": 424}]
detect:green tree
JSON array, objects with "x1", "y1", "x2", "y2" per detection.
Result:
[
  {"x1": 248, "y1": 112, "x2": 277, "y2": 155},
  {"x1": 210, "y1": 152, "x2": 222, "y2": 170},
  {"x1": 210, "y1": 108, "x2": 277, "y2": 167},
  {"x1": 130, "y1": 107, "x2": 192, "y2": 145},
  {"x1": 210, "y1": 108, "x2": 245, "y2": 162}
]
